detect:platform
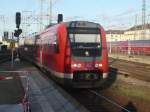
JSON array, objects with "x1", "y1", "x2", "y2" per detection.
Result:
[
  {"x1": 22, "y1": 66, "x2": 87, "y2": 112},
  {"x1": 20, "y1": 67, "x2": 89, "y2": 112},
  {"x1": 0, "y1": 61, "x2": 89, "y2": 112},
  {"x1": 0, "y1": 61, "x2": 25, "y2": 112}
]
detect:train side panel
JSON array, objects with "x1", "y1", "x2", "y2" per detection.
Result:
[
  {"x1": 100, "y1": 27, "x2": 109, "y2": 78},
  {"x1": 36, "y1": 24, "x2": 70, "y2": 79}
]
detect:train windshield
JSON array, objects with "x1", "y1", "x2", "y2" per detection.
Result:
[
  {"x1": 69, "y1": 34, "x2": 100, "y2": 43},
  {"x1": 68, "y1": 28, "x2": 102, "y2": 60}
]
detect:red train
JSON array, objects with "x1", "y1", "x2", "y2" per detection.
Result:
[
  {"x1": 19, "y1": 20, "x2": 109, "y2": 88},
  {"x1": 108, "y1": 40, "x2": 150, "y2": 55}
]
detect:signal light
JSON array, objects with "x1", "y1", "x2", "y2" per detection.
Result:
[
  {"x1": 14, "y1": 29, "x2": 22, "y2": 37},
  {"x1": 16, "y1": 12, "x2": 21, "y2": 28},
  {"x1": 58, "y1": 14, "x2": 63, "y2": 23}
]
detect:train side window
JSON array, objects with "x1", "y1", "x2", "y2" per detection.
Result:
[{"x1": 54, "y1": 34, "x2": 59, "y2": 53}]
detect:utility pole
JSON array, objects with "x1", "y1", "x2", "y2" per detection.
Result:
[
  {"x1": 49, "y1": 0, "x2": 52, "y2": 25},
  {"x1": 134, "y1": 14, "x2": 138, "y2": 40},
  {"x1": 22, "y1": 11, "x2": 31, "y2": 36},
  {"x1": 40, "y1": 0, "x2": 44, "y2": 31},
  {"x1": 142, "y1": 0, "x2": 146, "y2": 40}
]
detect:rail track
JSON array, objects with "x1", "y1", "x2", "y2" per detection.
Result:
[
  {"x1": 65, "y1": 88, "x2": 132, "y2": 112},
  {"x1": 65, "y1": 58, "x2": 150, "y2": 112},
  {"x1": 0, "y1": 51, "x2": 12, "y2": 64},
  {"x1": 109, "y1": 57, "x2": 150, "y2": 82},
  {"x1": 88, "y1": 90, "x2": 131, "y2": 112},
  {"x1": 0, "y1": 57, "x2": 11, "y2": 64}
]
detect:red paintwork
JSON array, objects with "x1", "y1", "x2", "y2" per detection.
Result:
[
  {"x1": 108, "y1": 40, "x2": 150, "y2": 55},
  {"x1": 36, "y1": 24, "x2": 68, "y2": 73},
  {"x1": 100, "y1": 27, "x2": 109, "y2": 73}
]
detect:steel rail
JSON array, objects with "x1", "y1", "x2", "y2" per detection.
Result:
[{"x1": 88, "y1": 89, "x2": 131, "y2": 112}]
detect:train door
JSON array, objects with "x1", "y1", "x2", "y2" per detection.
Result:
[
  {"x1": 40, "y1": 40, "x2": 43, "y2": 65},
  {"x1": 35, "y1": 35, "x2": 39, "y2": 62},
  {"x1": 36, "y1": 38, "x2": 43, "y2": 65}
]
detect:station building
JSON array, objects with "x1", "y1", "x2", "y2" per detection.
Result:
[{"x1": 106, "y1": 24, "x2": 150, "y2": 42}]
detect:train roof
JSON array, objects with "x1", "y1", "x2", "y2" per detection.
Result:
[
  {"x1": 45, "y1": 21, "x2": 101, "y2": 29},
  {"x1": 35, "y1": 21, "x2": 102, "y2": 36},
  {"x1": 64, "y1": 21, "x2": 101, "y2": 28}
]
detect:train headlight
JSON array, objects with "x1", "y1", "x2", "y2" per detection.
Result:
[
  {"x1": 72, "y1": 64, "x2": 77, "y2": 67},
  {"x1": 95, "y1": 63, "x2": 103, "y2": 68},
  {"x1": 72, "y1": 63, "x2": 82, "y2": 68},
  {"x1": 99, "y1": 64, "x2": 103, "y2": 67}
]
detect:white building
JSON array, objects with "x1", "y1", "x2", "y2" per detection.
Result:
[
  {"x1": 106, "y1": 24, "x2": 150, "y2": 42},
  {"x1": 106, "y1": 30, "x2": 124, "y2": 42}
]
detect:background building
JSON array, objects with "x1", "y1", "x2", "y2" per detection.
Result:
[
  {"x1": 106, "y1": 30, "x2": 124, "y2": 42},
  {"x1": 106, "y1": 24, "x2": 150, "y2": 42}
]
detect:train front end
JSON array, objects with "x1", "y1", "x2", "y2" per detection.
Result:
[{"x1": 64, "y1": 21, "x2": 109, "y2": 88}]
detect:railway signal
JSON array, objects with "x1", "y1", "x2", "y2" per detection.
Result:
[
  {"x1": 57, "y1": 14, "x2": 63, "y2": 23},
  {"x1": 14, "y1": 29, "x2": 22, "y2": 37},
  {"x1": 16, "y1": 12, "x2": 21, "y2": 28},
  {"x1": 15, "y1": 12, "x2": 22, "y2": 37}
]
